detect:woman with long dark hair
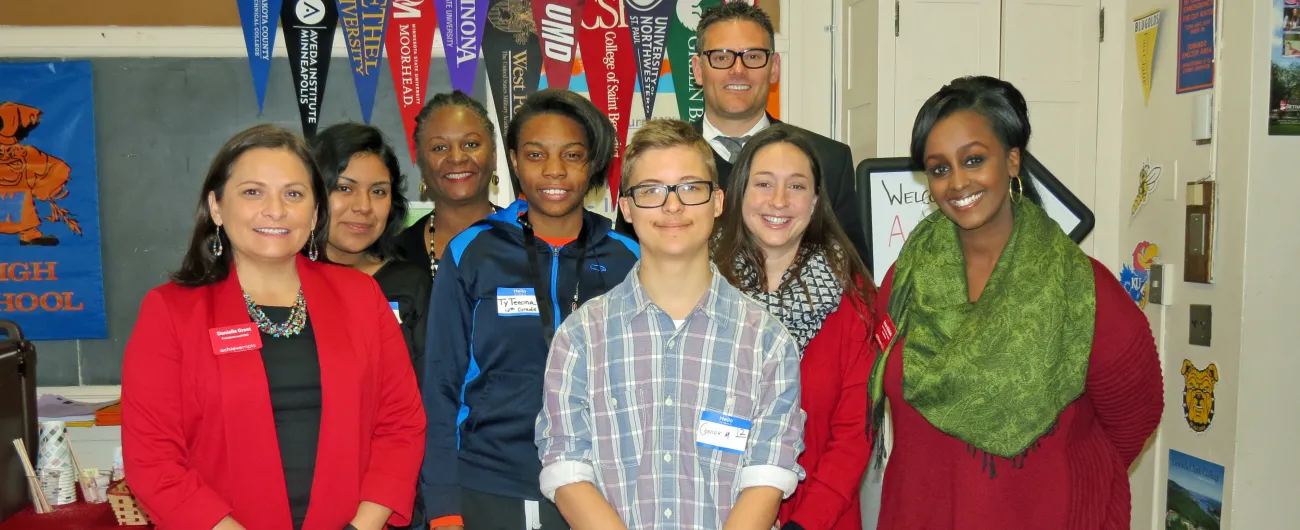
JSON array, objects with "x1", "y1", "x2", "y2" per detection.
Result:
[
  {"x1": 421, "y1": 89, "x2": 639, "y2": 530},
  {"x1": 121, "y1": 124, "x2": 426, "y2": 530},
  {"x1": 868, "y1": 76, "x2": 1161, "y2": 529},
  {"x1": 714, "y1": 124, "x2": 876, "y2": 530}
]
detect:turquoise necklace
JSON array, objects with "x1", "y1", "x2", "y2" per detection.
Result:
[{"x1": 243, "y1": 288, "x2": 308, "y2": 338}]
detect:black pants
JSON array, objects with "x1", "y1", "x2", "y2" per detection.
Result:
[{"x1": 461, "y1": 488, "x2": 569, "y2": 530}]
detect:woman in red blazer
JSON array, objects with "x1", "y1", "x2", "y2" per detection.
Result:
[
  {"x1": 714, "y1": 124, "x2": 876, "y2": 530},
  {"x1": 121, "y1": 124, "x2": 426, "y2": 530}
]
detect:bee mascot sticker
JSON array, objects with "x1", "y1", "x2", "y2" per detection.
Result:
[{"x1": 1180, "y1": 359, "x2": 1218, "y2": 433}]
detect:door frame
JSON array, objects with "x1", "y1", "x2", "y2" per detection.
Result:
[{"x1": 834, "y1": 0, "x2": 1124, "y2": 267}]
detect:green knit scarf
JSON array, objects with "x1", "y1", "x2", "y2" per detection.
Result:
[{"x1": 868, "y1": 201, "x2": 1096, "y2": 459}]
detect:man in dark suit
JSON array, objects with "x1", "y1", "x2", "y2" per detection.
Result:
[{"x1": 614, "y1": 2, "x2": 871, "y2": 271}]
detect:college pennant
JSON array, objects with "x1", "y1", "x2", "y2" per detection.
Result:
[
  {"x1": 481, "y1": 0, "x2": 544, "y2": 134},
  {"x1": 386, "y1": 0, "x2": 439, "y2": 162},
  {"x1": 236, "y1": 0, "x2": 285, "y2": 113},
  {"x1": 578, "y1": 0, "x2": 637, "y2": 198},
  {"x1": 667, "y1": 0, "x2": 719, "y2": 122},
  {"x1": 436, "y1": 0, "x2": 490, "y2": 94},
  {"x1": 623, "y1": 0, "x2": 675, "y2": 119},
  {"x1": 531, "y1": 0, "x2": 585, "y2": 90},
  {"x1": 282, "y1": 0, "x2": 339, "y2": 139},
  {"x1": 337, "y1": 0, "x2": 391, "y2": 123}
]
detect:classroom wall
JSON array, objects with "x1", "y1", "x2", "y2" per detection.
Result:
[
  {"x1": 1221, "y1": 0, "x2": 1300, "y2": 526},
  {"x1": 1119, "y1": 0, "x2": 1299, "y2": 526}
]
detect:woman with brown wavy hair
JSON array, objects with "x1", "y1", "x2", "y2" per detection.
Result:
[
  {"x1": 714, "y1": 123, "x2": 876, "y2": 530},
  {"x1": 121, "y1": 124, "x2": 426, "y2": 530}
]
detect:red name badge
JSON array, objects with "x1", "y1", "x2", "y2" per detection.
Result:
[
  {"x1": 874, "y1": 315, "x2": 897, "y2": 351},
  {"x1": 209, "y1": 324, "x2": 263, "y2": 355}
]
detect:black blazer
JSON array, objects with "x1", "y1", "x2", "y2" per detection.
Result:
[{"x1": 614, "y1": 116, "x2": 872, "y2": 272}]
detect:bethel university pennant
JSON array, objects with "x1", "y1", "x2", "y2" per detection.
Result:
[{"x1": 337, "y1": 0, "x2": 391, "y2": 123}]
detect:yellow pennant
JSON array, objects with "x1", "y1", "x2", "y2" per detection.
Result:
[{"x1": 1133, "y1": 10, "x2": 1161, "y2": 105}]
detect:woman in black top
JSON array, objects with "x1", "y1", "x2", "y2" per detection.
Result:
[
  {"x1": 312, "y1": 123, "x2": 430, "y2": 529},
  {"x1": 394, "y1": 91, "x2": 500, "y2": 282}
]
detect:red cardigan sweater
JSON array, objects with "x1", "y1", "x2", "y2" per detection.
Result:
[
  {"x1": 873, "y1": 259, "x2": 1162, "y2": 530},
  {"x1": 121, "y1": 256, "x2": 427, "y2": 530},
  {"x1": 777, "y1": 292, "x2": 873, "y2": 530}
]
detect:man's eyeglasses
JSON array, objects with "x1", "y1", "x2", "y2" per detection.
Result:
[
  {"x1": 625, "y1": 181, "x2": 717, "y2": 208},
  {"x1": 698, "y1": 48, "x2": 773, "y2": 70}
]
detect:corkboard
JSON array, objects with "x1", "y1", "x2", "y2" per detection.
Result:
[
  {"x1": 7, "y1": 0, "x2": 779, "y2": 29},
  {"x1": 5, "y1": 0, "x2": 241, "y2": 26}
]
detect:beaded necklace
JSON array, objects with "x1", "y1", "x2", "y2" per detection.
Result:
[
  {"x1": 426, "y1": 212, "x2": 440, "y2": 280},
  {"x1": 243, "y1": 288, "x2": 308, "y2": 338}
]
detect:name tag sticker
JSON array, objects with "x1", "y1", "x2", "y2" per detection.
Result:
[
  {"x1": 497, "y1": 287, "x2": 540, "y2": 317},
  {"x1": 389, "y1": 301, "x2": 402, "y2": 323},
  {"x1": 696, "y1": 410, "x2": 752, "y2": 454},
  {"x1": 874, "y1": 314, "x2": 897, "y2": 351},
  {"x1": 209, "y1": 324, "x2": 262, "y2": 355}
]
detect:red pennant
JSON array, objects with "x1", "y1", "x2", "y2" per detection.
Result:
[
  {"x1": 531, "y1": 0, "x2": 585, "y2": 90},
  {"x1": 578, "y1": 0, "x2": 636, "y2": 200},
  {"x1": 385, "y1": 0, "x2": 439, "y2": 163}
]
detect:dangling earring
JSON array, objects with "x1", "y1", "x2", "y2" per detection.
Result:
[
  {"x1": 307, "y1": 231, "x2": 319, "y2": 261},
  {"x1": 1009, "y1": 174, "x2": 1024, "y2": 204},
  {"x1": 211, "y1": 225, "x2": 224, "y2": 257}
]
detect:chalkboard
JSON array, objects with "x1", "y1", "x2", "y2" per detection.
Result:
[
  {"x1": 856, "y1": 151, "x2": 1096, "y2": 283},
  {"x1": 3, "y1": 57, "x2": 459, "y2": 385}
]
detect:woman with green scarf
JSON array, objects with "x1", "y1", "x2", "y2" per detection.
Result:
[{"x1": 868, "y1": 76, "x2": 1162, "y2": 530}]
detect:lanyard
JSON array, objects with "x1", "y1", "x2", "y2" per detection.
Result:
[{"x1": 520, "y1": 215, "x2": 589, "y2": 347}]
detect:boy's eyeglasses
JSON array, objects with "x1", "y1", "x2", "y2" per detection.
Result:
[{"x1": 625, "y1": 181, "x2": 717, "y2": 208}]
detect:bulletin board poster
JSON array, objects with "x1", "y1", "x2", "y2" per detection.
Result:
[
  {"x1": 1166, "y1": 449, "x2": 1225, "y2": 530},
  {"x1": 1269, "y1": 0, "x2": 1300, "y2": 134},
  {"x1": 0, "y1": 61, "x2": 108, "y2": 340},
  {"x1": 1176, "y1": 0, "x2": 1214, "y2": 93}
]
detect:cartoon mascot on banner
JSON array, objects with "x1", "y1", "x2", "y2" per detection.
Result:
[{"x1": 0, "y1": 101, "x2": 80, "y2": 246}]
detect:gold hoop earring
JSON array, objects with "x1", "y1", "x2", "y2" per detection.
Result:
[
  {"x1": 1010, "y1": 175, "x2": 1024, "y2": 204},
  {"x1": 210, "y1": 225, "x2": 224, "y2": 257},
  {"x1": 307, "y1": 231, "x2": 319, "y2": 261},
  {"x1": 492, "y1": 172, "x2": 499, "y2": 186},
  {"x1": 419, "y1": 180, "x2": 426, "y2": 196}
]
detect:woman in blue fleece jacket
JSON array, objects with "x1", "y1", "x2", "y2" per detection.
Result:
[{"x1": 421, "y1": 89, "x2": 640, "y2": 530}]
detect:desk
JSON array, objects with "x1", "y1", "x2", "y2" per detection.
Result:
[{"x1": 0, "y1": 501, "x2": 146, "y2": 529}]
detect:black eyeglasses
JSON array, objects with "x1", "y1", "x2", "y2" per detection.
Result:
[
  {"x1": 699, "y1": 48, "x2": 773, "y2": 70},
  {"x1": 625, "y1": 181, "x2": 717, "y2": 208}
]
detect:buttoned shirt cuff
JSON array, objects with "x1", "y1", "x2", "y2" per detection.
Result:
[
  {"x1": 738, "y1": 464, "x2": 800, "y2": 499},
  {"x1": 539, "y1": 460, "x2": 597, "y2": 502}
]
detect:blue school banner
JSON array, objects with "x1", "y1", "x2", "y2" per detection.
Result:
[
  {"x1": 0, "y1": 61, "x2": 107, "y2": 340},
  {"x1": 237, "y1": 0, "x2": 284, "y2": 112}
]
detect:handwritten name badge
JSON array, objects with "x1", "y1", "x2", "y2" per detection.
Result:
[
  {"x1": 389, "y1": 301, "x2": 402, "y2": 323},
  {"x1": 209, "y1": 324, "x2": 263, "y2": 355},
  {"x1": 696, "y1": 410, "x2": 752, "y2": 455},
  {"x1": 497, "y1": 287, "x2": 540, "y2": 317}
]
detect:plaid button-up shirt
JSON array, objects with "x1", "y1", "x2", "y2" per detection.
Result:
[{"x1": 536, "y1": 264, "x2": 806, "y2": 529}]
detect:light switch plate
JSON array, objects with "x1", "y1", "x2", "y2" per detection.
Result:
[
  {"x1": 1189, "y1": 304, "x2": 1212, "y2": 346},
  {"x1": 1149, "y1": 264, "x2": 1170, "y2": 305}
]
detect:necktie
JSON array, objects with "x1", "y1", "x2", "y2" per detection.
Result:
[{"x1": 715, "y1": 135, "x2": 750, "y2": 163}]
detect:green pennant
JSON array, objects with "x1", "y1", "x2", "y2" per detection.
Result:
[{"x1": 667, "y1": 0, "x2": 720, "y2": 122}]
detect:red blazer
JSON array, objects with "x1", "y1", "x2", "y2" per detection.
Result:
[
  {"x1": 778, "y1": 292, "x2": 873, "y2": 530},
  {"x1": 121, "y1": 256, "x2": 427, "y2": 530}
]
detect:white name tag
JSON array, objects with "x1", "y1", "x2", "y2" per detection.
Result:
[
  {"x1": 497, "y1": 287, "x2": 540, "y2": 316},
  {"x1": 696, "y1": 410, "x2": 751, "y2": 455},
  {"x1": 389, "y1": 301, "x2": 402, "y2": 323}
]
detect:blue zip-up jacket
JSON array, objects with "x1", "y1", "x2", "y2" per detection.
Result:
[{"x1": 421, "y1": 199, "x2": 639, "y2": 521}]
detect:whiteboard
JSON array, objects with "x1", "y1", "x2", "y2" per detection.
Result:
[{"x1": 858, "y1": 152, "x2": 1094, "y2": 284}]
